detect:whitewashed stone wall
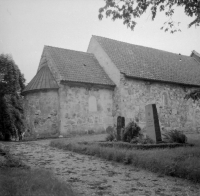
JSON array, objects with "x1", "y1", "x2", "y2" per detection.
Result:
[
  {"x1": 59, "y1": 84, "x2": 113, "y2": 136},
  {"x1": 113, "y1": 74, "x2": 200, "y2": 135}
]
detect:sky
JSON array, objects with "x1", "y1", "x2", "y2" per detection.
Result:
[{"x1": 1, "y1": 0, "x2": 200, "y2": 83}]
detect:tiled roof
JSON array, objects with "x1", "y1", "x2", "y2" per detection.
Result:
[
  {"x1": 93, "y1": 35, "x2": 200, "y2": 86},
  {"x1": 45, "y1": 46, "x2": 115, "y2": 86},
  {"x1": 22, "y1": 64, "x2": 59, "y2": 95}
]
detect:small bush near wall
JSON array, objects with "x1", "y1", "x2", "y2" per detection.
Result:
[
  {"x1": 105, "y1": 121, "x2": 153, "y2": 144},
  {"x1": 163, "y1": 130, "x2": 187, "y2": 144},
  {"x1": 122, "y1": 121, "x2": 141, "y2": 142}
]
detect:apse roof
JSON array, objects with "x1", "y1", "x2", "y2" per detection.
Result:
[{"x1": 22, "y1": 64, "x2": 59, "y2": 95}]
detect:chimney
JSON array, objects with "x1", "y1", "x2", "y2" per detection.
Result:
[{"x1": 191, "y1": 50, "x2": 200, "y2": 63}]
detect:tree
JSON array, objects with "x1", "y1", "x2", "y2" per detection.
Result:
[
  {"x1": 98, "y1": 0, "x2": 200, "y2": 33},
  {"x1": 0, "y1": 54, "x2": 25, "y2": 141}
]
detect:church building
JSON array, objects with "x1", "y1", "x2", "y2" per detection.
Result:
[{"x1": 22, "y1": 35, "x2": 200, "y2": 138}]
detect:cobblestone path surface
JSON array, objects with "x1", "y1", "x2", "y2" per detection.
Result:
[{"x1": 5, "y1": 141, "x2": 200, "y2": 196}]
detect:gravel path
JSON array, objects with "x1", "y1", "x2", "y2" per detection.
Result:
[{"x1": 4, "y1": 140, "x2": 200, "y2": 196}]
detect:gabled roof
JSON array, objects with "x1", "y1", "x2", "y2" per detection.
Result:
[
  {"x1": 22, "y1": 64, "x2": 59, "y2": 95},
  {"x1": 93, "y1": 35, "x2": 200, "y2": 86},
  {"x1": 44, "y1": 46, "x2": 115, "y2": 86}
]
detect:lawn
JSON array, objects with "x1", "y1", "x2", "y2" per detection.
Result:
[
  {"x1": 50, "y1": 133, "x2": 200, "y2": 183},
  {"x1": 0, "y1": 144, "x2": 77, "y2": 196}
]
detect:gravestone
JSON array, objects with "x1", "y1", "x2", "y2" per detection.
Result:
[
  {"x1": 121, "y1": 117, "x2": 125, "y2": 139},
  {"x1": 145, "y1": 104, "x2": 162, "y2": 143},
  {"x1": 117, "y1": 116, "x2": 122, "y2": 141},
  {"x1": 117, "y1": 116, "x2": 125, "y2": 141},
  {"x1": 121, "y1": 117, "x2": 125, "y2": 129}
]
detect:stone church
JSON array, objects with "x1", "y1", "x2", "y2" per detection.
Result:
[{"x1": 22, "y1": 35, "x2": 200, "y2": 138}]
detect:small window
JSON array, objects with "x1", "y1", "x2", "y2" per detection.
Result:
[{"x1": 89, "y1": 96, "x2": 97, "y2": 112}]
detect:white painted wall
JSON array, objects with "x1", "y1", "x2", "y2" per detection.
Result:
[{"x1": 87, "y1": 37, "x2": 120, "y2": 87}]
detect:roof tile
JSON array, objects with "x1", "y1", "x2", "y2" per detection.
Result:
[
  {"x1": 22, "y1": 64, "x2": 59, "y2": 94},
  {"x1": 93, "y1": 35, "x2": 200, "y2": 86},
  {"x1": 45, "y1": 46, "x2": 115, "y2": 86}
]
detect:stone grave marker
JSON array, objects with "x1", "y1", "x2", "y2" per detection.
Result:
[
  {"x1": 117, "y1": 116, "x2": 122, "y2": 141},
  {"x1": 121, "y1": 117, "x2": 125, "y2": 139},
  {"x1": 145, "y1": 104, "x2": 162, "y2": 143}
]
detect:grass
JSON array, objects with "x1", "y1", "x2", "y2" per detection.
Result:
[
  {"x1": 0, "y1": 168, "x2": 76, "y2": 196},
  {"x1": 50, "y1": 136, "x2": 200, "y2": 183},
  {"x1": 0, "y1": 144, "x2": 77, "y2": 196}
]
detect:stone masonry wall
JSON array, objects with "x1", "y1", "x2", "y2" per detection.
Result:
[
  {"x1": 59, "y1": 84, "x2": 113, "y2": 136},
  {"x1": 113, "y1": 74, "x2": 200, "y2": 135},
  {"x1": 23, "y1": 90, "x2": 59, "y2": 138}
]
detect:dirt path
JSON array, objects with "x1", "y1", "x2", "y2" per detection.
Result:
[{"x1": 4, "y1": 140, "x2": 200, "y2": 196}]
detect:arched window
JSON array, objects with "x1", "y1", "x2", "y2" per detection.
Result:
[{"x1": 89, "y1": 96, "x2": 97, "y2": 112}]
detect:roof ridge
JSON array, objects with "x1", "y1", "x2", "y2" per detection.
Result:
[
  {"x1": 92, "y1": 35, "x2": 190, "y2": 57},
  {"x1": 45, "y1": 45, "x2": 94, "y2": 56}
]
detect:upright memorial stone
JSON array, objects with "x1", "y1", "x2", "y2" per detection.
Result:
[
  {"x1": 121, "y1": 117, "x2": 125, "y2": 129},
  {"x1": 145, "y1": 104, "x2": 162, "y2": 143},
  {"x1": 121, "y1": 117, "x2": 125, "y2": 139},
  {"x1": 117, "y1": 116, "x2": 122, "y2": 141}
]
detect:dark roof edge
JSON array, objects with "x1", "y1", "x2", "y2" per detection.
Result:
[
  {"x1": 22, "y1": 87, "x2": 59, "y2": 96},
  {"x1": 60, "y1": 80, "x2": 115, "y2": 88},
  {"x1": 124, "y1": 74, "x2": 200, "y2": 88}
]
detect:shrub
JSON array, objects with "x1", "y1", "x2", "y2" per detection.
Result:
[
  {"x1": 163, "y1": 130, "x2": 187, "y2": 144},
  {"x1": 130, "y1": 135, "x2": 155, "y2": 144},
  {"x1": 122, "y1": 121, "x2": 141, "y2": 142},
  {"x1": 88, "y1": 129, "x2": 95, "y2": 134},
  {"x1": 105, "y1": 126, "x2": 117, "y2": 141},
  {"x1": 105, "y1": 133, "x2": 115, "y2": 141}
]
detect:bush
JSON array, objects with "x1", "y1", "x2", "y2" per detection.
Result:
[
  {"x1": 88, "y1": 129, "x2": 95, "y2": 134},
  {"x1": 122, "y1": 121, "x2": 141, "y2": 142},
  {"x1": 130, "y1": 135, "x2": 155, "y2": 144},
  {"x1": 163, "y1": 130, "x2": 187, "y2": 143},
  {"x1": 105, "y1": 126, "x2": 117, "y2": 141},
  {"x1": 105, "y1": 133, "x2": 115, "y2": 141}
]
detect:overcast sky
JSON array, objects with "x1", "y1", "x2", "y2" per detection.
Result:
[{"x1": 1, "y1": 0, "x2": 200, "y2": 83}]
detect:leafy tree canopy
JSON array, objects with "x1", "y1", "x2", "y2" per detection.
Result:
[
  {"x1": 0, "y1": 54, "x2": 26, "y2": 141},
  {"x1": 98, "y1": 0, "x2": 200, "y2": 33}
]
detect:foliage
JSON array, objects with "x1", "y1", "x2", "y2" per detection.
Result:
[
  {"x1": 185, "y1": 89, "x2": 200, "y2": 102},
  {"x1": 50, "y1": 139, "x2": 200, "y2": 183},
  {"x1": 0, "y1": 54, "x2": 26, "y2": 141},
  {"x1": 98, "y1": 0, "x2": 200, "y2": 33},
  {"x1": 105, "y1": 132, "x2": 116, "y2": 141},
  {"x1": 105, "y1": 126, "x2": 117, "y2": 141},
  {"x1": 130, "y1": 135, "x2": 155, "y2": 144},
  {"x1": 122, "y1": 120, "x2": 141, "y2": 142},
  {"x1": 163, "y1": 129, "x2": 187, "y2": 143}
]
